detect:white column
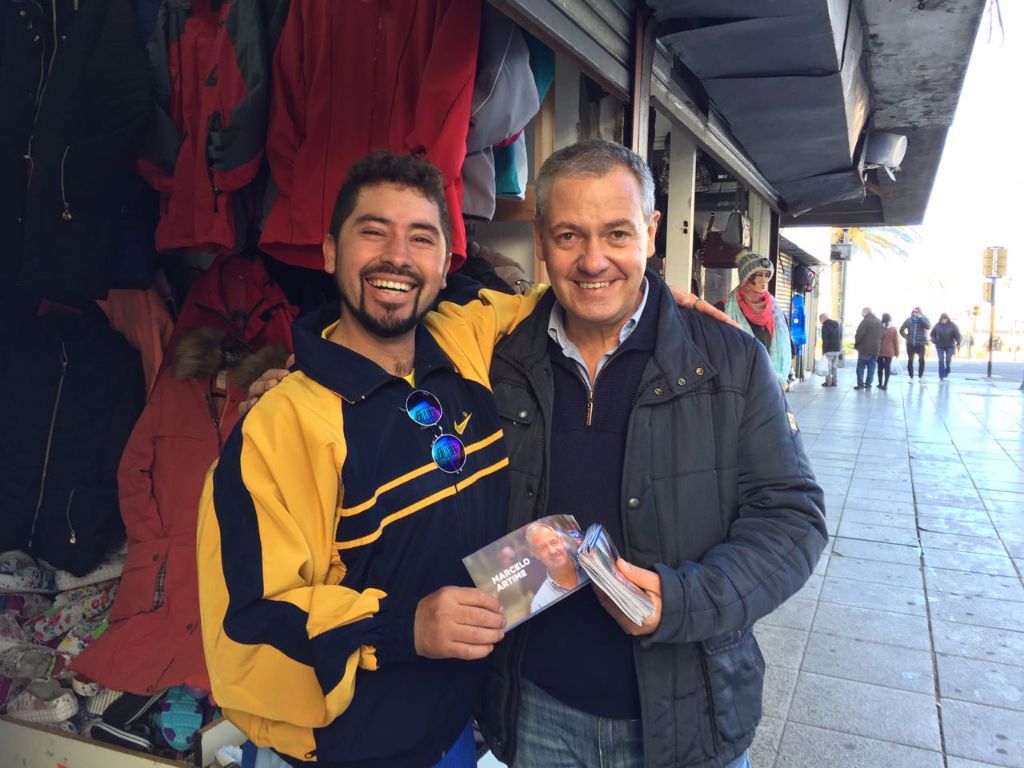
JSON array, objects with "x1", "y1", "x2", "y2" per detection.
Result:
[{"x1": 664, "y1": 128, "x2": 696, "y2": 293}]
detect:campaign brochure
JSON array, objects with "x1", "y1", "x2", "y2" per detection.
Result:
[
  {"x1": 462, "y1": 515, "x2": 655, "y2": 629},
  {"x1": 462, "y1": 515, "x2": 589, "y2": 629}
]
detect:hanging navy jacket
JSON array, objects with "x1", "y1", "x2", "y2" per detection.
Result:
[
  {"x1": 0, "y1": 305, "x2": 145, "y2": 575},
  {"x1": 0, "y1": 0, "x2": 150, "y2": 300}
]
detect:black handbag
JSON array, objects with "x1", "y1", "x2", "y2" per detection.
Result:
[{"x1": 699, "y1": 212, "x2": 744, "y2": 268}]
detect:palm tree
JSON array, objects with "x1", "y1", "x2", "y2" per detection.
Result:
[{"x1": 830, "y1": 226, "x2": 921, "y2": 260}]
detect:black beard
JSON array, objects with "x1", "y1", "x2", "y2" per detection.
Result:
[{"x1": 339, "y1": 277, "x2": 429, "y2": 339}]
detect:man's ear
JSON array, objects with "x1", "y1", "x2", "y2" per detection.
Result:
[
  {"x1": 441, "y1": 251, "x2": 452, "y2": 288},
  {"x1": 645, "y1": 211, "x2": 662, "y2": 257},
  {"x1": 533, "y1": 219, "x2": 546, "y2": 263},
  {"x1": 323, "y1": 235, "x2": 337, "y2": 274}
]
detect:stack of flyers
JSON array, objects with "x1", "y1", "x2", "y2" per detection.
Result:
[{"x1": 577, "y1": 523, "x2": 655, "y2": 626}]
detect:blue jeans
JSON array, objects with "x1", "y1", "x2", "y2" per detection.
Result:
[
  {"x1": 240, "y1": 723, "x2": 474, "y2": 768},
  {"x1": 856, "y1": 354, "x2": 877, "y2": 388},
  {"x1": 514, "y1": 679, "x2": 751, "y2": 768},
  {"x1": 936, "y1": 346, "x2": 954, "y2": 378}
]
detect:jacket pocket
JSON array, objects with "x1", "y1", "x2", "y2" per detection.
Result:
[
  {"x1": 109, "y1": 537, "x2": 170, "y2": 622},
  {"x1": 699, "y1": 627, "x2": 765, "y2": 747}
]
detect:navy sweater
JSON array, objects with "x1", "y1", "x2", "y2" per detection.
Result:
[{"x1": 520, "y1": 289, "x2": 658, "y2": 719}]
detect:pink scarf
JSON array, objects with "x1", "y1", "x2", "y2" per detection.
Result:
[{"x1": 737, "y1": 286, "x2": 775, "y2": 336}]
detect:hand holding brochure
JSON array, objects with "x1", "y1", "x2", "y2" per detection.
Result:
[{"x1": 462, "y1": 515, "x2": 655, "y2": 629}]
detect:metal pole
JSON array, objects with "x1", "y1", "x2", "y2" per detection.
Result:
[{"x1": 987, "y1": 277, "x2": 996, "y2": 378}]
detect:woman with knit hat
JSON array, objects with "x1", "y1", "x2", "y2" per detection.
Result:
[{"x1": 723, "y1": 250, "x2": 792, "y2": 387}]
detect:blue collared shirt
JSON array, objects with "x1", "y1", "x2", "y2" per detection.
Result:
[{"x1": 546, "y1": 278, "x2": 649, "y2": 388}]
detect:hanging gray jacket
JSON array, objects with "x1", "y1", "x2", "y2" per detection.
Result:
[{"x1": 477, "y1": 276, "x2": 827, "y2": 768}]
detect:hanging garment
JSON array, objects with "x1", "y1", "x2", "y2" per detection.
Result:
[
  {"x1": 0, "y1": 0, "x2": 150, "y2": 301},
  {"x1": 96, "y1": 288, "x2": 175, "y2": 396},
  {"x1": 259, "y1": 0, "x2": 480, "y2": 271},
  {"x1": 138, "y1": 0, "x2": 288, "y2": 254},
  {"x1": 461, "y1": 6, "x2": 539, "y2": 220},
  {"x1": 72, "y1": 253, "x2": 296, "y2": 696},
  {"x1": 0, "y1": 305, "x2": 145, "y2": 575}
]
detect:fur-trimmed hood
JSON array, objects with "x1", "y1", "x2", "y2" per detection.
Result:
[{"x1": 164, "y1": 253, "x2": 297, "y2": 391}]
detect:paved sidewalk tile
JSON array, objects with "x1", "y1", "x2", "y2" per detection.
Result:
[
  {"x1": 924, "y1": 567, "x2": 1024, "y2": 602},
  {"x1": 819, "y1": 575, "x2": 927, "y2": 615},
  {"x1": 811, "y1": 602, "x2": 931, "y2": 650},
  {"x1": 800, "y1": 632, "x2": 934, "y2": 693},
  {"x1": 775, "y1": 723, "x2": 944, "y2": 768},
  {"x1": 787, "y1": 672, "x2": 941, "y2": 750},
  {"x1": 936, "y1": 654, "x2": 1024, "y2": 711},
  {"x1": 760, "y1": 597, "x2": 819, "y2": 631},
  {"x1": 750, "y1": 715, "x2": 784, "y2": 767},
  {"x1": 831, "y1": 537, "x2": 921, "y2": 565},
  {"x1": 826, "y1": 556, "x2": 923, "y2": 589},
  {"x1": 927, "y1": 592, "x2": 1024, "y2": 633},
  {"x1": 754, "y1": 624, "x2": 809, "y2": 670},
  {"x1": 837, "y1": 521, "x2": 921, "y2": 547},
  {"x1": 941, "y1": 699, "x2": 1024, "y2": 768},
  {"x1": 931, "y1": 620, "x2": 1024, "y2": 669},
  {"x1": 923, "y1": 549, "x2": 1018, "y2": 577}
]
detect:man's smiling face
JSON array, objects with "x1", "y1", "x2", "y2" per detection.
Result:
[
  {"x1": 535, "y1": 167, "x2": 659, "y2": 340},
  {"x1": 324, "y1": 182, "x2": 450, "y2": 339}
]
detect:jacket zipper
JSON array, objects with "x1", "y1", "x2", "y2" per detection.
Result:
[
  {"x1": 28, "y1": 343, "x2": 69, "y2": 548},
  {"x1": 25, "y1": 0, "x2": 61, "y2": 186},
  {"x1": 59, "y1": 146, "x2": 71, "y2": 220},
  {"x1": 65, "y1": 488, "x2": 77, "y2": 544},
  {"x1": 206, "y1": 389, "x2": 224, "y2": 451}
]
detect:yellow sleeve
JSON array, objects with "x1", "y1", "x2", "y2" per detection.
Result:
[
  {"x1": 425, "y1": 284, "x2": 547, "y2": 381},
  {"x1": 196, "y1": 381, "x2": 414, "y2": 735}
]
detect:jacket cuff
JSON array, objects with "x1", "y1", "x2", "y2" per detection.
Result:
[
  {"x1": 646, "y1": 562, "x2": 691, "y2": 645},
  {"x1": 372, "y1": 597, "x2": 418, "y2": 666}
]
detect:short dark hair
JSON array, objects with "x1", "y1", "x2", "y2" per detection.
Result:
[{"x1": 328, "y1": 152, "x2": 451, "y2": 251}]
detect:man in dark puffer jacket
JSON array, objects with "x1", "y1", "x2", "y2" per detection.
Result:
[{"x1": 477, "y1": 140, "x2": 826, "y2": 768}]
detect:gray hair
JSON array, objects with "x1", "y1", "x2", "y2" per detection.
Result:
[{"x1": 535, "y1": 139, "x2": 655, "y2": 225}]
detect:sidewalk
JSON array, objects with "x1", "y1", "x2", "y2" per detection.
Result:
[{"x1": 753, "y1": 365, "x2": 1024, "y2": 767}]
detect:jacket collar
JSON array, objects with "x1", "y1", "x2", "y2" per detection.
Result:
[
  {"x1": 497, "y1": 270, "x2": 717, "y2": 399},
  {"x1": 292, "y1": 309, "x2": 454, "y2": 403}
]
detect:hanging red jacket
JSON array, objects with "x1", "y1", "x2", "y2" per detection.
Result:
[
  {"x1": 259, "y1": 0, "x2": 479, "y2": 271},
  {"x1": 138, "y1": 0, "x2": 286, "y2": 253},
  {"x1": 72, "y1": 254, "x2": 297, "y2": 695}
]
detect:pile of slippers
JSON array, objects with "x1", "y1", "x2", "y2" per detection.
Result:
[{"x1": 1, "y1": 550, "x2": 216, "y2": 757}]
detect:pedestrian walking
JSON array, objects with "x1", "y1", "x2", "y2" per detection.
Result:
[
  {"x1": 900, "y1": 307, "x2": 931, "y2": 379},
  {"x1": 877, "y1": 313, "x2": 899, "y2": 390},
  {"x1": 854, "y1": 307, "x2": 883, "y2": 390},
  {"x1": 819, "y1": 312, "x2": 842, "y2": 387},
  {"x1": 930, "y1": 313, "x2": 962, "y2": 380}
]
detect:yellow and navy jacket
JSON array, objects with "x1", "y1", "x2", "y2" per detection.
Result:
[{"x1": 196, "y1": 289, "x2": 542, "y2": 767}]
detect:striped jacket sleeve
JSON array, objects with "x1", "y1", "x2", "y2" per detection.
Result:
[{"x1": 196, "y1": 387, "x2": 416, "y2": 730}]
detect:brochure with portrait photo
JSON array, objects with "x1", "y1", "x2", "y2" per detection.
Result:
[
  {"x1": 462, "y1": 514, "x2": 590, "y2": 629},
  {"x1": 463, "y1": 515, "x2": 656, "y2": 629}
]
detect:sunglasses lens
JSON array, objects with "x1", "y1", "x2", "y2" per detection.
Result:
[
  {"x1": 406, "y1": 390, "x2": 442, "y2": 427},
  {"x1": 432, "y1": 434, "x2": 466, "y2": 474}
]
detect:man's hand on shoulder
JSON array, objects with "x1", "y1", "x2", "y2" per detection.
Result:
[
  {"x1": 239, "y1": 354, "x2": 295, "y2": 416},
  {"x1": 668, "y1": 285, "x2": 740, "y2": 329},
  {"x1": 594, "y1": 559, "x2": 663, "y2": 637},
  {"x1": 414, "y1": 586, "x2": 505, "y2": 661}
]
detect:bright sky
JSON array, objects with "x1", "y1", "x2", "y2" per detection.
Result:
[{"x1": 783, "y1": 0, "x2": 1022, "y2": 328}]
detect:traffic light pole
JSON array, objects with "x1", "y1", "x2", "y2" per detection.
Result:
[{"x1": 987, "y1": 277, "x2": 996, "y2": 378}]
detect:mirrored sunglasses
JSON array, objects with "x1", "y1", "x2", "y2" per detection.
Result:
[{"x1": 405, "y1": 390, "x2": 467, "y2": 474}]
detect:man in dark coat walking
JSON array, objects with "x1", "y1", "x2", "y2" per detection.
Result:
[
  {"x1": 819, "y1": 312, "x2": 842, "y2": 387},
  {"x1": 854, "y1": 307, "x2": 883, "y2": 390},
  {"x1": 900, "y1": 307, "x2": 932, "y2": 379}
]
